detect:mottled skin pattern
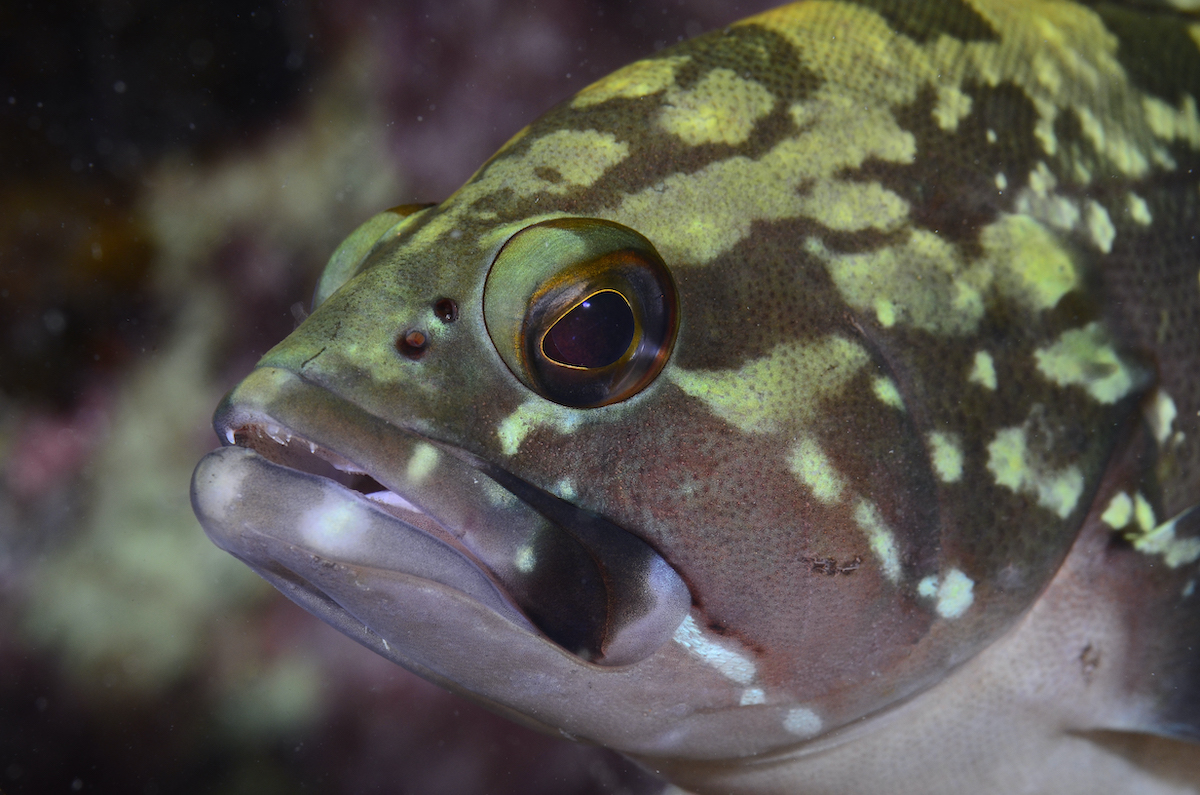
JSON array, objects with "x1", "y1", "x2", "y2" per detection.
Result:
[{"x1": 192, "y1": 1, "x2": 1200, "y2": 792}]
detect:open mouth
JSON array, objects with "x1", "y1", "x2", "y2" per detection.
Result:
[
  {"x1": 192, "y1": 369, "x2": 691, "y2": 668},
  {"x1": 229, "y1": 421, "x2": 431, "y2": 530}
]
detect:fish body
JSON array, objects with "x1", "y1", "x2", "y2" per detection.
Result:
[{"x1": 192, "y1": 1, "x2": 1200, "y2": 792}]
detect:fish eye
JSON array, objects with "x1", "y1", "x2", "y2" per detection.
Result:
[{"x1": 483, "y1": 218, "x2": 678, "y2": 408}]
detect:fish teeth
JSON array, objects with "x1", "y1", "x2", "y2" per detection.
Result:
[{"x1": 264, "y1": 424, "x2": 292, "y2": 445}]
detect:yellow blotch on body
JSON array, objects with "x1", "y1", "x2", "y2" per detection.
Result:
[
  {"x1": 1126, "y1": 192, "x2": 1153, "y2": 225},
  {"x1": 927, "y1": 431, "x2": 963, "y2": 483},
  {"x1": 787, "y1": 436, "x2": 846, "y2": 504},
  {"x1": 1101, "y1": 492, "x2": 1133, "y2": 529},
  {"x1": 1146, "y1": 390, "x2": 1178, "y2": 445},
  {"x1": 986, "y1": 425, "x2": 1084, "y2": 519},
  {"x1": 572, "y1": 56, "x2": 689, "y2": 107},
  {"x1": 874, "y1": 299, "x2": 897, "y2": 328},
  {"x1": 410, "y1": 130, "x2": 629, "y2": 251},
  {"x1": 853, "y1": 500, "x2": 901, "y2": 583},
  {"x1": 608, "y1": 90, "x2": 914, "y2": 265},
  {"x1": 872, "y1": 376, "x2": 904, "y2": 410},
  {"x1": 1085, "y1": 200, "x2": 1115, "y2": 253},
  {"x1": 816, "y1": 230, "x2": 985, "y2": 336},
  {"x1": 497, "y1": 400, "x2": 584, "y2": 456},
  {"x1": 1135, "y1": 492, "x2": 1157, "y2": 532},
  {"x1": 669, "y1": 336, "x2": 869, "y2": 434},
  {"x1": 818, "y1": 212, "x2": 1076, "y2": 338},
  {"x1": 1034, "y1": 322, "x2": 1138, "y2": 404},
  {"x1": 983, "y1": 214, "x2": 1077, "y2": 311},
  {"x1": 969, "y1": 350, "x2": 997, "y2": 390},
  {"x1": 752, "y1": 0, "x2": 1168, "y2": 181},
  {"x1": 933, "y1": 85, "x2": 973, "y2": 131},
  {"x1": 658, "y1": 68, "x2": 774, "y2": 146}
]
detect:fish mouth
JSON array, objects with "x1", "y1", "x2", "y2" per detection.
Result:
[{"x1": 191, "y1": 366, "x2": 691, "y2": 667}]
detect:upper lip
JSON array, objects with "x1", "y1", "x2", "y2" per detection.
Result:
[{"x1": 200, "y1": 366, "x2": 692, "y2": 666}]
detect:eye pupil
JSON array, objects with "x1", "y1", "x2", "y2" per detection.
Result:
[{"x1": 542, "y1": 290, "x2": 635, "y2": 369}]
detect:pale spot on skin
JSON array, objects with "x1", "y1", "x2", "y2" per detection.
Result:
[
  {"x1": 918, "y1": 575, "x2": 938, "y2": 598},
  {"x1": 969, "y1": 350, "x2": 997, "y2": 390},
  {"x1": 1146, "y1": 390, "x2": 1178, "y2": 445},
  {"x1": 572, "y1": 55, "x2": 689, "y2": 107},
  {"x1": 782, "y1": 707, "x2": 822, "y2": 738},
  {"x1": 658, "y1": 68, "x2": 775, "y2": 146},
  {"x1": 874, "y1": 298, "x2": 897, "y2": 328},
  {"x1": 934, "y1": 568, "x2": 975, "y2": 619},
  {"x1": 406, "y1": 442, "x2": 439, "y2": 485},
  {"x1": 299, "y1": 497, "x2": 363, "y2": 553},
  {"x1": 1015, "y1": 162, "x2": 1083, "y2": 231},
  {"x1": 1126, "y1": 192, "x2": 1152, "y2": 225},
  {"x1": 853, "y1": 500, "x2": 901, "y2": 583},
  {"x1": 553, "y1": 479, "x2": 577, "y2": 500},
  {"x1": 1101, "y1": 491, "x2": 1133, "y2": 529},
  {"x1": 1034, "y1": 322, "x2": 1138, "y2": 403},
  {"x1": 933, "y1": 84, "x2": 972, "y2": 131},
  {"x1": 986, "y1": 128, "x2": 997, "y2": 144},
  {"x1": 739, "y1": 687, "x2": 766, "y2": 706},
  {"x1": 872, "y1": 376, "x2": 904, "y2": 410},
  {"x1": 995, "y1": 172, "x2": 1007, "y2": 191},
  {"x1": 928, "y1": 431, "x2": 963, "y2": 483},
  {"x1": 986, "y1": 426, "x2": 1084, "y2": 519},
  {"x1": 497, "y1": 400, "x2": 584, "y2": 456},
  {"x1": 788, "y1": 436, "x2": 846, "y2": 504},
  {"x1": 672, "y1": 615, "x2": 757, "y2": 685},
  {"x1": 670, "y1": 337, "x2": 869, "y2": 434},
  {"x1": 1185, "y1": 580, "x2": 1196, "y2": 599},
  {"x1": 514, "y1": 545, "x2": 536, "y2": 574},
  {"x1": 1085, "y1": 200, "x2": 1115, "y2": 253},
  {"x1": 1013, "y1": 181, "x2": 1081, "y2": 232}
]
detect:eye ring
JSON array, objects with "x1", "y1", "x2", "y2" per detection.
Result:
[{"x1": 484, "y1": 218, "x2": 678, "y2": 408}]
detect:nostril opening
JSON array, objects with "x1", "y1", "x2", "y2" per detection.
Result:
[
  {"x1": 397, "y1": 329, "x2": 429, "y2": 359},
  {"x1": 433, "y1": 297, "x2": 459, "y2": 322}
]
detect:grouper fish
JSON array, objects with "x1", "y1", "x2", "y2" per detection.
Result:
[{"x1": 191, "y1": 1, "x2": 1200, "y2": 791}]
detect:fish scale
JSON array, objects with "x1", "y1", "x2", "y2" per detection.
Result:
[{"x1": 192, "y1": 1, "x2": 1200, "y2": 792}]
